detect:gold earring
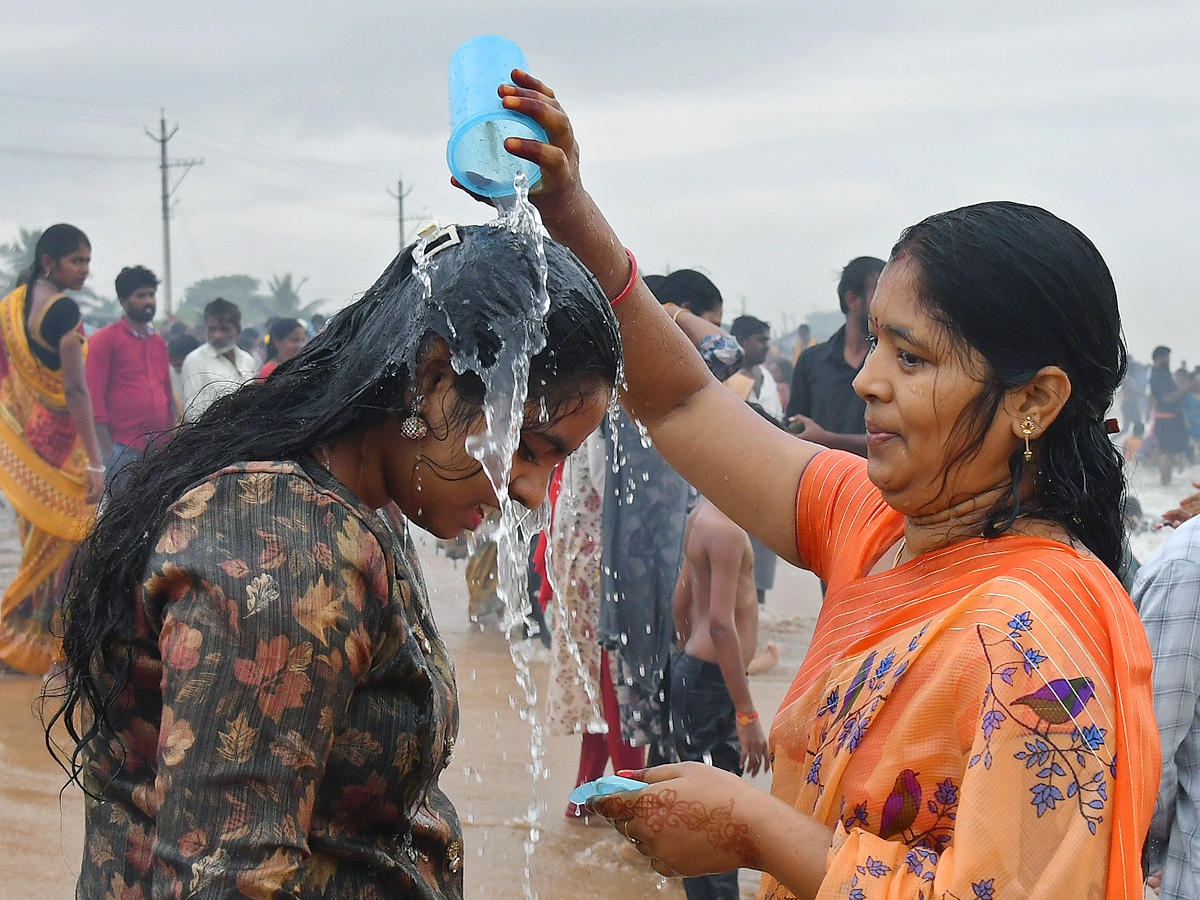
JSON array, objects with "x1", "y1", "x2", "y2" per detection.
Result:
[
  {"x1": 401, "y1": 395, "x2": 428, "y2": 440},
  {"x1": 1021, "y1": 416, "x2": 1036, "y2": 462}
]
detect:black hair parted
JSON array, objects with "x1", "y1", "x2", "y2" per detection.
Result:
[
  {"x1": 32, "y1": 224, "x2": 89, "y2": 278},
  {"x1": 891, "y1": 200, "x2": 1127, "y2": 575},
  {"x1": 263, "y1": 317, "x2": 303, "y2": 361},
  {"x1": 48, "y1": 224, "x2": 621, "y2": 787}
]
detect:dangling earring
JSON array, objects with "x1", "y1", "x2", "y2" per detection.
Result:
[
  {"x1": 1021, "y1": 416, "x2": 1036, "y2": 462},
  {"x1": 401, "y1": 395, "x2": 429, "y2": 440}
]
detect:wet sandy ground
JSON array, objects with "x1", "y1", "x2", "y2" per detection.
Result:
[{"x1": 0, "y1": 509, "x2": 823, "y2": 900}]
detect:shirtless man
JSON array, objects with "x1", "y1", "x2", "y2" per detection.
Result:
[{"x1": 670, "y1": 494, "x2": 771, "y2": 900}]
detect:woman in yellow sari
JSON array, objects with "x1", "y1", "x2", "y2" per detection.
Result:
[{"x1": 0, "y1": 224, "x2": 104, "y2": 674}]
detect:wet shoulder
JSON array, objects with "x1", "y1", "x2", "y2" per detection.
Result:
[
  {"x1": 169, "y1": 460, "x2": 372, "y2": 523},
  {"x1": 959, "y1": 537, "x2": 1139, "y2": 672},
  {"x1": 157, "y1": 460, "x2": 396, "y2": 596},
  {"x1": 987, "y1": 537, "x2": 1126, "y2": 604}
]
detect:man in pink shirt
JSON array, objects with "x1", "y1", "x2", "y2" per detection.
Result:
[{"x1": 85, "y1": 266, "x2": 176, "y2": 493}]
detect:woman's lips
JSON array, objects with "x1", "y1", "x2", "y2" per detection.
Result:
[
  {"x1": 466, "y1": 505, "x2": 485, "y2": 531},
  {"x1": 865, "y1": 422, "x2": 899, "y2": 448}
]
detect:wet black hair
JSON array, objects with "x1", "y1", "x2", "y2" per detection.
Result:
[
  {"x1": 49, "y1": 224, "x2": 621, "y2": 784},
  {"x1": 264, "y1": 317, "x2": 304, "y2": 361},
  {"x1": 837, "y1": 256, "x2": 885, "y2": 314},
  {"x1": 31, "y1": 224, "x2": 89, "y2": 280},
  {"x1": 114, "y1": 266, "x2": 158, "y2": 302},
  {"x1": 656, "y1": 268, "x2": 723, "y2": 317},
  {"x1": 891, "y1": 201, "x2": 1127, "y2": 574}
]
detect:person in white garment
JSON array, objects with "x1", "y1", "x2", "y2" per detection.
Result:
[{"x1": 179, "y1": 297, "x2": 257, "y2": 421}]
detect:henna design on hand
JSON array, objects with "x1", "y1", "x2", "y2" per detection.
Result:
[{"x1": 606, "y1": 788, "x2": 761, "y2": 870}]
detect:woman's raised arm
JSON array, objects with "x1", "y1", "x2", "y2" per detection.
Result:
[{"x1": 489, "y1": 70, "x2": 824, "y2": 565}]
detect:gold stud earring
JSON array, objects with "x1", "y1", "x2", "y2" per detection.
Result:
[
  {"x1": 1021, "y1": 416, "x2": 1036, "y2": 462},
  {"x1": 401, "y1": 395, "x2": 429, "y2": 440}
]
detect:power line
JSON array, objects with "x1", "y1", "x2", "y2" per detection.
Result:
[
  {"x1": 177, "y1": 115, "x2": 388, "y2": 179},
  {"x1": 146, "y1": 111, "x2": 203, "y2": 316},
  {"x1": 0, "y1": 89, "x2": 155, "y2": 113},
  {"x1": 0, "y1": 145, "x2": 152, "y2": 162}
]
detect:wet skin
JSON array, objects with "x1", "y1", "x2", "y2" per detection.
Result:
[{"x1": 326, "y1": 340, "x2": 612, "y2": 540}]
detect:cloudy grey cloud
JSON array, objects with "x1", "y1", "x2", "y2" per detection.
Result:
[{"x1": 1, "y1": 0, "x2": 1197, "y2": 360}]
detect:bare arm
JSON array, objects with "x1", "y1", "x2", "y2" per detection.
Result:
[
  {"x1": 497, "y1": 72, "x2": 824, "y2": 565},
  {"x1": 673, "y1": 559, "x2": 693, "y2": 647},
  {"x1": 60, "y1": 335, "x2": 104, "y2": 503},
  {"x1": 84, "y1": 331, "x2": 114, "y2": 460},
  {"x1": 704, "y1": 534, "x2": 768, "y2": 775},
  {"x1": 95, "y1": 422, "x2": 114, "y2": 461}
]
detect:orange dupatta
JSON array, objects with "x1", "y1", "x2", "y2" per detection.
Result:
[{"x1": 761, "y1": 450, "x2": 1156, "y2": 900}]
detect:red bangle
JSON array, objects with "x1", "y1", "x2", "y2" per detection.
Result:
[
  {"x1": 609, "y1": 248, "x2": 638, "y2": 307},
  {"x1": 736, "y1": 711, "x2": 759, "y2": 726}
]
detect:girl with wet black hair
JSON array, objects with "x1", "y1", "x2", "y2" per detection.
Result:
[
  {"x1": 51, "y1": 223, "x2": 621, "y2": 900},
  {"x1": 495, "y1": 71, "x2": 1156, "y2": 900}
]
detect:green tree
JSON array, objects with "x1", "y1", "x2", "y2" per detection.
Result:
[
  {"x1": 176, "y1": 272, "x2": 328, "y2": 329},
  {"x1": 176, "y1": 275, "x2": 269, "y2": 328},
  {"x1": 75, "y1": 287, "x2": 121, "y2": 326},
  {"x1": 265, "y1": 273, "x2": 328, "y2": 320},
  {"x1": 0, "y1": 227, "x2": 41, "y2": 295}
]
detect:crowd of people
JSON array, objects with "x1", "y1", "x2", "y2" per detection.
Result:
[
  {"x1": 0, "y1": 229, "x2": 322, "y2": 675},
  {"x1": 1117, "y1": 344, "x2": 1200, "y2": 490},
  {"x1": 0, "y1": 65, "x2": 1194, "y2": 900}
]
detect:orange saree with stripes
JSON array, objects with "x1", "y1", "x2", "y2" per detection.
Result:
[
  {"x1": 0, "y1": 285, "x2": 93, "y2": 673},
  {"x1": 761, "y1": 451, "x2": 1157, "y2": 900}
]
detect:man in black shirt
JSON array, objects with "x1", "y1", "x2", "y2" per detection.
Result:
[
  {"x1": 1150, "y1": 345, "x2": 1189, "y2": 486},
  {"x1": 786, "y1": 256, "x2": 883, "y2": 457}
]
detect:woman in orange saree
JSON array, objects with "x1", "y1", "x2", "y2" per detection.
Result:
[
  {"x1": 487, "y1": 71, "x2": 1159, "y2": 900},
  {"x1": 0, "y1": 225, "x2": 104, "y2": 674}
]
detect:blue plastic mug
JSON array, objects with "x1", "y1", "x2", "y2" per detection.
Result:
[{"x1": 447, "y1": 36, "x2": 548, "y2": 198}]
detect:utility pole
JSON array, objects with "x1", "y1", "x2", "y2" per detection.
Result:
[
  {"x1": 146, "y1": 110, "x2": 203, "y2": 316},
  {"x1": 387, "y1": 178, "x2": 413, "y2": 249}
]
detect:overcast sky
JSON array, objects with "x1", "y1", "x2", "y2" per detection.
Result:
[{"x1": 2, "y1": 0, "x2": 1196, "y2": 360}]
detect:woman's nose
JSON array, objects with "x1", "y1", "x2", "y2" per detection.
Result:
[
  {"x1": 853, "y1": 349, "x2": 882, "y2": 401},
  {"x1": 509, "y1": 459, "x2": 551, "y2": 511}
]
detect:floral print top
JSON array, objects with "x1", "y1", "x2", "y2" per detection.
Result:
[{"x1": 78, "y1": 459, "x2": 462, "y2": 900}]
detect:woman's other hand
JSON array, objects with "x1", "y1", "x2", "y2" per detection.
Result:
[
  {"x1": 450, "y1": 70, "x2": 590, "y2": 231},
  {"x1": 738, "y1": 718, "x2": 771, "y2": 777},
  {"x1": 589, "y1": 762, "x2": 768, "y2": 878}
]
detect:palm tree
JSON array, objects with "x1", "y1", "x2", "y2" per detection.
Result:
[
  {"x1": 265, "y1": 273, "x2": 326, "y2": 319},
  {"x1": 0, "y1": 228, "x2": 41, "y2": 295}
]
